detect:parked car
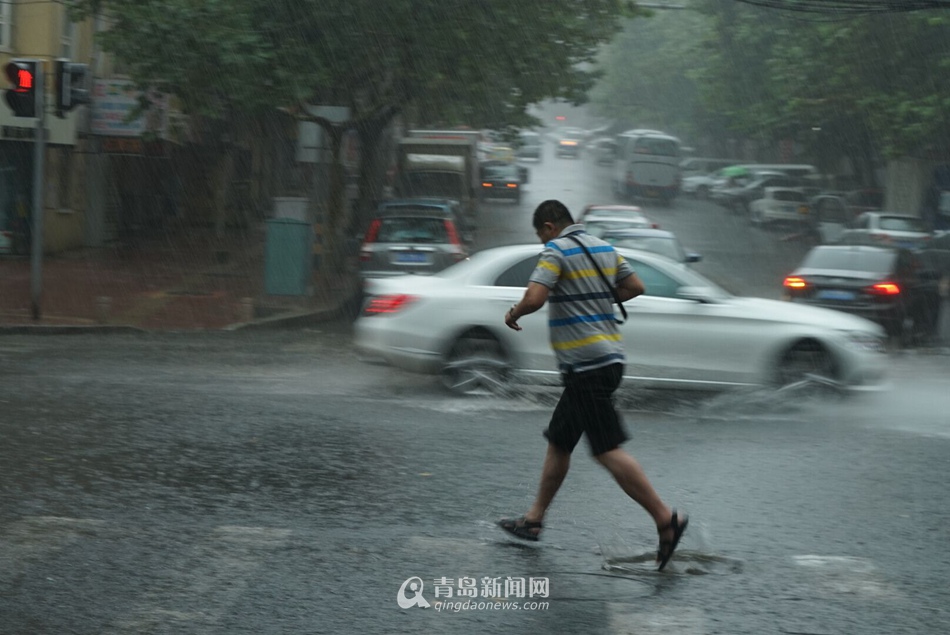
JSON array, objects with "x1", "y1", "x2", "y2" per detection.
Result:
[
  {"x1": 679, "y1": 157, "x2": 746, "y2": 179},
  {"x1": 479, "y1": 161, "x2": 528, "y2": 203},
  {"x1": 601, "y1": 228, "x2": 702, "y2": 265},
  {"x1": 714, "y1": 171, "x2": 805, "y2": 214},
  {"x1": 358, "y1": 199, "x2": 470, "y2": 279},
  {"x1": 355, "y1": 244, "x2": 888, "y2": 395},
  {"x1": 749, "y1": 187, "x2": 810, "y2": 226},
  {"x1": 808, "y1": 194, "x2": 857, "y2": 244},
  {"x1": 838, "y1": 212, "x2": 932, "y2": 251},
  {"x1": 783, "y1": 245, "x2": 941, "y2": 340},
  {"x1": 515, "y1": 131, "x2": 543, "y2": 161},
  {"x1": 682, "y1": 167, "x2": 731, "y2": 199}
]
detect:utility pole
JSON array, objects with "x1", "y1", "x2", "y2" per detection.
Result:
[{"x1": 31, "y1": 65, "x2": 46, "y2": 321}]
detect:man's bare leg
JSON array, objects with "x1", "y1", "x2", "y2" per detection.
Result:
[
  {"x1": 523, "y1": 443, "x2": 571, "y2": 528},
  {"x1": 595, "y1": 448, "x2": 672, "y2": 529}
]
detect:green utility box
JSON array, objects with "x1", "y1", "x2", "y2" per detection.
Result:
[{"x1": 264, "y1": 218, "x2": 312, "y2": 295}]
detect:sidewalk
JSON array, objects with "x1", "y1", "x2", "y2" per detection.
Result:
[{"x1": 0, "y1": 226, "x2": 360, "y2": 333}]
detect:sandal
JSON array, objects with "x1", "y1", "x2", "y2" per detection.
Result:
[
  {"x1": 497, "y1": 516, "x2": 543, "y2": 542},
  {"x1": 656, "y1": 509, "x2": 688, "y2": 571}
]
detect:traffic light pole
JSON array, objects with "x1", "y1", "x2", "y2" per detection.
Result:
[{"x1": 30, "y1": 66, "x2": 45, "y2": 321}]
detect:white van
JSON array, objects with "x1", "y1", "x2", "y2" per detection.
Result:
[{"x1": 612, "y1": 130, "x2": 682, "y2": 205}]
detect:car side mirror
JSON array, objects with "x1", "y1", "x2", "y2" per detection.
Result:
[
  {"x1": 677, "y1": 286, "x2": 716, "y2": 303},
  {"x1": 686, "y1": 252, "x2": 702, "y2": 263}
]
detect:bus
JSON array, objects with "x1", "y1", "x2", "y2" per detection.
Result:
[{"x1": 612, "y1": 130, "x2": 682, "y2": 205}]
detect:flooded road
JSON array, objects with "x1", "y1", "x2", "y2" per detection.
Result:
[{"x1": 1, "y1": 331, "x2": 948, "y2": 634}]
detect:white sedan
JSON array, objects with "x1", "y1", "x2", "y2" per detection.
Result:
[{"x1": 354, "y1": 245, "x2": 888, "y2": 395}]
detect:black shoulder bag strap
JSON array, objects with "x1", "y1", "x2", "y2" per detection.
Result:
[{"x1": 564, "y1": 234, "x2": 628, "y2": 324}]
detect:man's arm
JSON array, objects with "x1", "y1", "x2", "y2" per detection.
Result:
[
  {"x1": 615, "y1": 272, "x2": 645, "y2": 303},
  {"x1": 505, "y1": 282, "x2": 550, "y2": 331}
]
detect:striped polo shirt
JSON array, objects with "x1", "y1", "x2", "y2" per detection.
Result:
[{"x1": 528, "y1": 224, "x2": 634, "y2": 374}]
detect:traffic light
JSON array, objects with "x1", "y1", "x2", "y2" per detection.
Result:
[
  {"x1": 4, "y1": 59, "x2": 39, "y2": 118},
  {"x1": 54, "y1": 59, "x2": 90, "y2": 118}
]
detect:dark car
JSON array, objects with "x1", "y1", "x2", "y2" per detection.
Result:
[
  {"x1": 601, "y1": 228, "x2": 702, "y2": 265},
  {"x1": 479, "y1": 161, "x2": 528, "y2": 203},
  {"x1": 359, "y1": 199, "x2": 470, "y2": 278},
  {"x1": 783, "y1": 245, "x2": 942, "y2": 341}
]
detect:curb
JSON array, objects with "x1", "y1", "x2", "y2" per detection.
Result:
[{"x1": 0, "y1": 325, "x2": 148, "y2": 336}]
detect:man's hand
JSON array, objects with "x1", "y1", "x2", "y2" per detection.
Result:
[{"x1": 505, "y1": 305, "x2": 522, "y2": 331}]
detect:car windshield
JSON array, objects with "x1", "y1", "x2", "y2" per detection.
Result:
[
  {"x1": 802, "y1": 248, "x2": 896, "y2": 274},
  {"x1": 584, "y1": 208, "x2": 644, "y2": 220},
  {"x1": 375, "y1": 217, "x2": 449, "y2": 243},
  {"x1": 632, "y1": 137, "x2": 679, "y2": 157},
  {"x1": 879, "y1": 216, "x2": 928, "y2": 233},
  {"x1": 400, "y1": 173, "x2": 463, "y2": 199},
  {"x1": 608, "y1": 236, "x2": 683, "y2": 261},
  {"x1": 585, "y1": 219, "x2": 650, "y2": 237},
  {"x1": 483, "y1": 164, "x2": 518, "y2": 179}
]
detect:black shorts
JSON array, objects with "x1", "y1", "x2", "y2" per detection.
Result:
[{"x1": 544, "y1": 363, "x2": 628, "y2": 456}]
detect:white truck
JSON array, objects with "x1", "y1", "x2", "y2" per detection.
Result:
[{"x1": 394, "y1": 137, "x2": 480, "y2": 223}]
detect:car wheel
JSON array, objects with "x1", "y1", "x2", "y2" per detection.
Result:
[
  {"x1": 441, "y1": 330, "x2": 511, "y2": 395},
  {"x1": 774, "y1": 340, "x2": 839, "y2": 392}
]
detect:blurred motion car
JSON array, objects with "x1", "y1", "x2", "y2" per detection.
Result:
[
  {"x1": 590, "y1": 137, "x2": 617, "y2": 165},
  {"x1": 354, "y1": 244, "x2": 888, "y2": 395},
  {"x1": 679, "y1": 157, "x2": 744, "y2": 179},
  {"x1": 838, "y1": 212, "x2": 933, "y2": 250},
  {"x1": 601, "y1": 228, "x2": 702, "y2": 264},
  {"x1": 515, "y1": 131, "x2": 543, "y2": 161},
  {"x1": 783, "y1": 245, "x2": 941, "y2": 340},
  {"x1": 359, "y1": 199, "x2": 470, "y2": 278},
  {"x1": 749, "y1": 187, "x2": 810, "y2": 226},
  {"x1": 479, "y1": 161, "x2": 528, "y2": 203},
  {"x1": 555, "y1": 128, "x2": 585, "y2": 158},
  {"x1": 578, "y1": 204, "x2": 653, "y2": 223}
]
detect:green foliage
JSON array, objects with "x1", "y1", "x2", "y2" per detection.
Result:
[
  {"x1": 591, "y1": 0, "x2": 950, "y2": 164},
  {"x1": 66, "y1": 0, "x2": 631, "y2": 130}
]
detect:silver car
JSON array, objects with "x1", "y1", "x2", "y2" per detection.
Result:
[{"x1": 359, "y1": 206, "x2": 469, "y2": 278}]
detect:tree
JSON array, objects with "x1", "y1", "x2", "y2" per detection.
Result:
[{"x1": 68, "y1": 0, "x2": 637, "y2": 265}]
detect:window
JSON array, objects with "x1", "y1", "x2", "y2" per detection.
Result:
[
  {"x1": 494, "y1": 255, "x2": 541, "y2": 287},
  {"x1": 0, "y1": 1, "x2": 12, "y2": 52},
  {"x1": 625, "y1": 260, "x2": 681, "y2": 298},
  {"x1": 61, "y1": 10, "x2": 79, "y2": 59},
  {"x1": 375, "y1": 217, "x2": 448, "y2": 244}
]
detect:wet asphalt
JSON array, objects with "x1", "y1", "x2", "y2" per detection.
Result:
[{"x1": 1, "y1": 329, "x2": 949, "y2": 635}]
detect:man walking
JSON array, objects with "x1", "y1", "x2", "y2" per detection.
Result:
[{"x1": 498, "y1": 199, "x2": 687, "y2": 571}]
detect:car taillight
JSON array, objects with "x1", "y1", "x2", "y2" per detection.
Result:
[
  {"x1": 364, "y1": 219, "x2": 381, "y2": 243},
  {"x1": 866, "y1": 282, "x2": 900, "y2": 295},
  {"x1": 444, "y1": 220, "x2": 461, "y2": 246},
  {"x1": 363, "y1": 294, "x2": 418, "y2": 315},
  {"x1": 783, "y1": 276, "x2": 808, "y2": 290},
  {"x1": 482, "y1": 182, "x2": 493, "y2": 188},
  {"x1": 506, "y1": 183, "x2": 518, "y2": 188}
]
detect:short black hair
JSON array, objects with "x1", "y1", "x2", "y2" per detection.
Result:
[{"x1": 532, "y1": 199, "x2": 574, "y2": 230}]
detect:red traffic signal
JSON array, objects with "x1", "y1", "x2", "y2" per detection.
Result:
[{"x1": 4, "y1": 59, "x2": 39, "y2": 118}]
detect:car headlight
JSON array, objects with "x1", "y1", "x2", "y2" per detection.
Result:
[{"x1": 841, "y1": 331, "x2": 887, "y2": 353}]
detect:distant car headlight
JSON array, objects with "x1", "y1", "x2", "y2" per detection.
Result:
[{"x1": 841, "y1": 331, "x2": 887, "y2": 353}]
